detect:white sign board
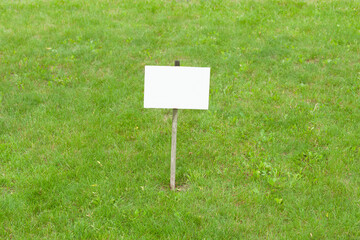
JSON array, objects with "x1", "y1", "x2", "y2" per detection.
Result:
[{"x1": 144, "y1": 66, "x2": 210, "y2": 110}]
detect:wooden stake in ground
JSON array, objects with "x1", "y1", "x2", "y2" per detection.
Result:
[{"x1": 170, "y1": 60, "x2": 180, "y2": 190}]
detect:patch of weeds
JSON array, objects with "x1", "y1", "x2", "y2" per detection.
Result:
[
  {"x1": 274, "y1": 197, "x2": 283, "y2": 205},
  {"x1": 252, "y1": 161, "x2": 283, "y2": 188},
  {"x1": 251, "y1": 160, "x2": 303, "y2": 189},
  {"x1": 89, "y1": 191, "x2": 102, "y2": 209},
  {"x1": 11, "y1": 74, "x2": 25, "y2": 90},
  {"x1": 292, "y1": 151, "x2": 326, "y2": 184},
  {"x1": 294, "y1": 151, "x2": 325, "y2": 170},
  {"x1": 48, "y1": 75, "x2": 76, "y2": 87}
]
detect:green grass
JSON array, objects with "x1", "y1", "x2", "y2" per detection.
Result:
[{"x1": 1, "y1": 0, "x2": 359, "y2": 239}]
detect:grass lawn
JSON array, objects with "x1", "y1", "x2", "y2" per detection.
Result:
[{"x1": 1, "y1": 0, "x2": 359, "y2": 239}]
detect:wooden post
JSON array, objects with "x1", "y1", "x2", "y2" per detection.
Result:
[
  {"x1": 170, "y1": 108, "x2": 178, "y2": 190},
  {"x1": 170, "y1": 60, "x2": 180, "y2": 190}
]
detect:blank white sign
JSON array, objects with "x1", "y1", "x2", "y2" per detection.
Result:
[{"x1": 144, "y1": 66, "x2": 210, "y2": 110}]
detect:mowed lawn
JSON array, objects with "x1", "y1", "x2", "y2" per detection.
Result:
[{"x1": 0, "y1": 0, "x2": 359, "y2": 239}]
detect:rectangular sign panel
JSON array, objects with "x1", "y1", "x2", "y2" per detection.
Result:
[{"x1": 144, "y1": 66, "x2": 210, "y2": 110}]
